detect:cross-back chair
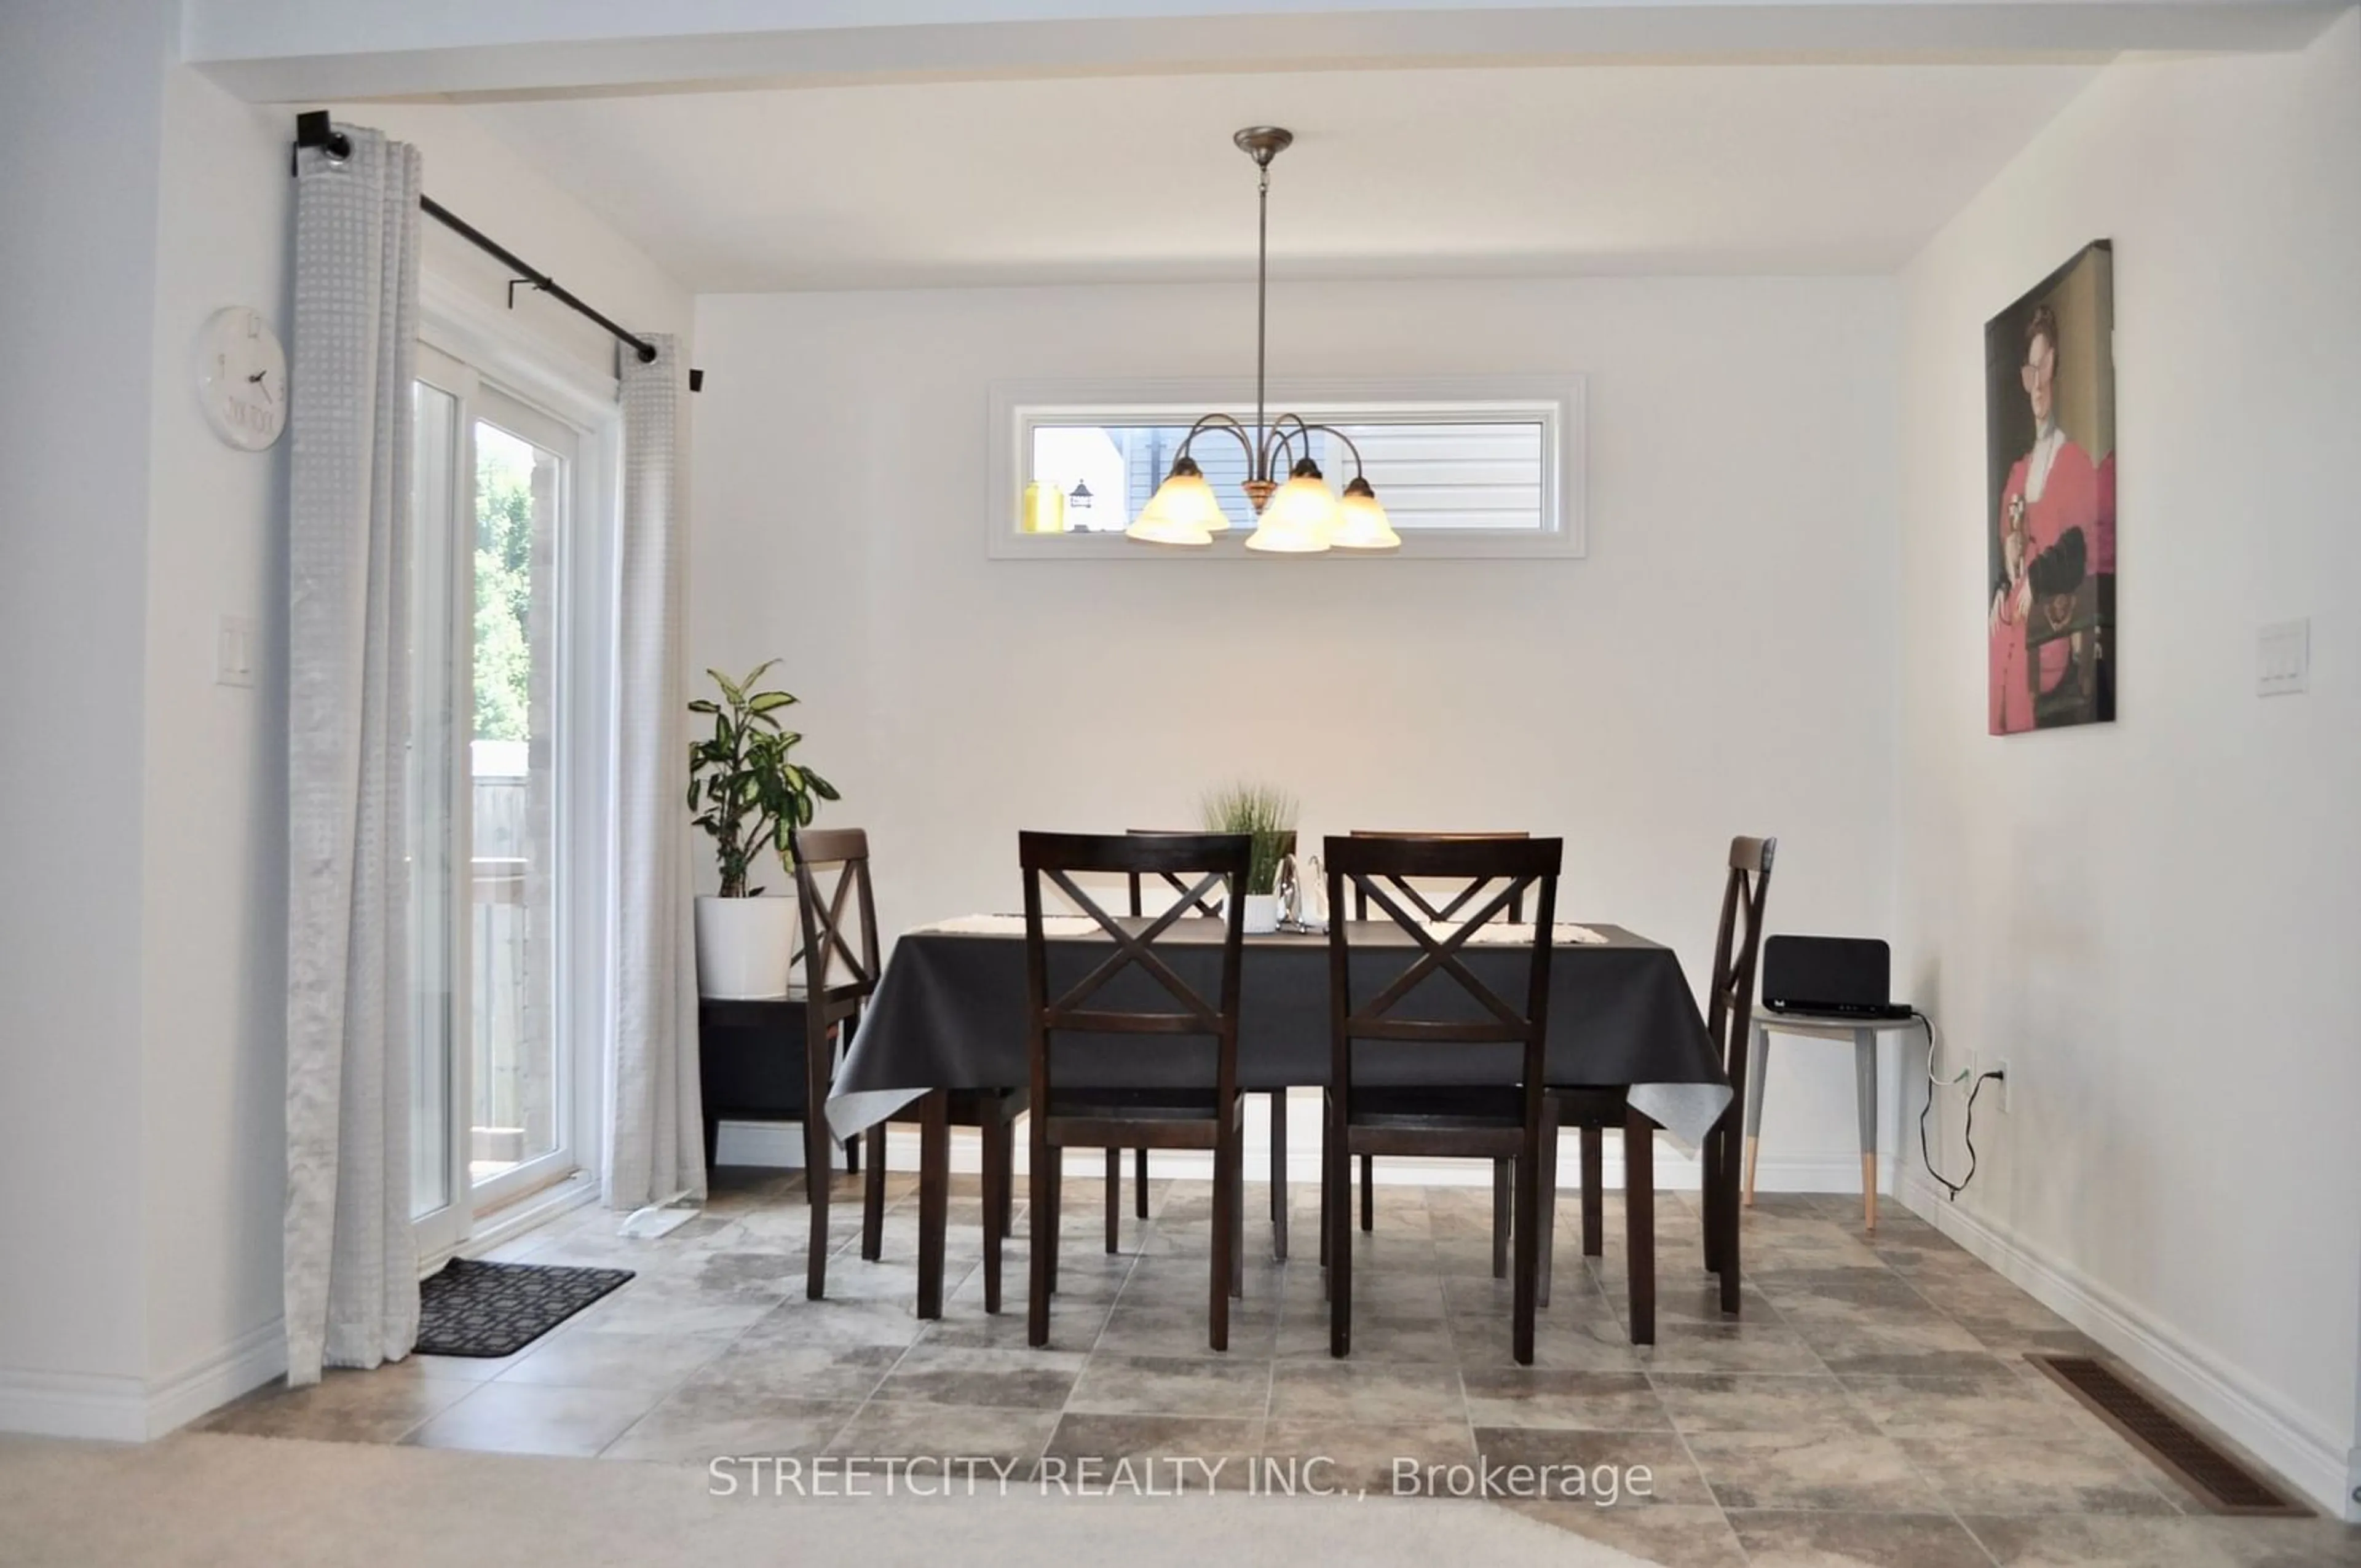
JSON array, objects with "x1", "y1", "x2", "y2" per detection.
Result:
[
  {"x1": 1118, "y1": 828, "x2": 1298, "y2": 1260},
  {"x1": 780, "y1": 828, "x2": 881, "y2": 1301},
  {"x1": 1324, "y1": 833, "x2": 1562, "y2": 1365},
  {"x1": 1023, "y1": 831, "x2": 1251, "y2": 1350},
  {"x1": 1544, "y1": 835, "x2": 1774, "y2": 1325},
  {"x1": 786, "y1": 830, "x2": 1027, "y2": 1314},
  {"x1": 1342, "y1": 830, "x2": 1530, "y2": 1254}
]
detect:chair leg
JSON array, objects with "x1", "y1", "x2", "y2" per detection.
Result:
[
  {"x1": 1135, "y1": 1148, "x2": 1149, "y2": 1220},
  {"x1": 1105, "y1": 1148, "x2": 1121, "y2": 1255},
  {"x1": 1855, "y1": 1027, "x2": 1880, "y2": 1235},
  {"x1": 844, "y1": 1135, "x2": 860, "y2": 1175},
  {"x1": 1045, "y1": 1146, "x2": 1062, "y2": 1296},
  {"x1": 702, "y1": 1114, "x2": 718, "y2": 1173},
  {"x1": 1536, "y1": 1098, "x2": 1560, "y2": 1309},
  {"x1": 1513, "y1": 1122, "x2": 1542, "y2": 1367},
  {"x1": 1700, "y1": 1125, "x2": 1725, "y2": 1275},
  {"x1": 1027, "y1": 1120, "x2": 1053, "y2": 1347},
  {"x1": 1328, "y1": 1109, "x2": 1351, "y2": 1358},
  {"x1": 1580, "y1": 1124, "x2": 1605, "y2": 1258},
  {"x1": 860, "y1": 1124, "x2": 887, "y2": 1262},
  {"x1": 980, "y1": 1113, "x2": 1007, "y2": 1315},
  {"x1": 1268, "y1": 1089, "x2": 1288, "y2": 1263},
  {"x1": 1626, "y1": 1110, "x2": 1656, "y2": 1345},
  {"x1": 1359, "y1": 1153, "x2": 1374, "y2": 1232},
  {"x1": 1209, "y1": 1100, "x2": 1235, "y2": 1353},
  {"x1": 916, "y1": 1092, "x2": 949, "y2": 1320},
  {"x1": 803, "y1": 1097, "x2": 831, "y2": 1301},
  {"x1": 1492, "y1": 1157, "x2": 1512, "y2": 1280},
  {"x1": 1318, "y1": 1100, "x2": 1332, "y2": 1274},
  {"x1": 1719, "y1": 1125, "x2": 1744, "y2": 1318}
]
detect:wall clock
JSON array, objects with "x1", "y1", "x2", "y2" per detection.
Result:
[{"x1": 196, "y1": 306, "x2": 287, "y2": 451}]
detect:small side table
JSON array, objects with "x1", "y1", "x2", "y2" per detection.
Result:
[{"x1": 1746, "y1": 1008, "x2": 1928, "y2": 1232}]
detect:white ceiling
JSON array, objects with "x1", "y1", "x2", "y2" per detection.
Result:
[{"x1": 466, "y1": 62, "x2": 2100, "y2": 291}]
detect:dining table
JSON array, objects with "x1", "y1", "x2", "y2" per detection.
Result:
[{"x1": 825, "y1": 914, "x2": 1731, "y2": 1342}]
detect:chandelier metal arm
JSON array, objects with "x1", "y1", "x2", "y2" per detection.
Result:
[
  {"x1": 1173, "y1": 412, "x2": 1259, "y2": 473},
  {"x1": 1267, "y1": 420, "x2": 1369, "y2": 482}
]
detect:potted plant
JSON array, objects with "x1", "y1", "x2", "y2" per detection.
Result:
[
  {"x1": 1201, "y1": 782, "x2": 1297, "y2": 934},
  {"x1": 687, "y1": 661, "x2": 838, "y2": 999}
]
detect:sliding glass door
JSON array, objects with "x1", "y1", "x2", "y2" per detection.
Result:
[{"x1": 409, "y1": 342, "x2": 584, "y2": 1255}]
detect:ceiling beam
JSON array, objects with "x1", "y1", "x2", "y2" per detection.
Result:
[{"x1": 188, "y1": 1, "x2": 2349, "y2": 103}]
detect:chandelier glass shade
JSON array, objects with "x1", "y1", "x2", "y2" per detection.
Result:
[{"x1": 1123, "y1": 127, "x2": 1396, "y2": 556}]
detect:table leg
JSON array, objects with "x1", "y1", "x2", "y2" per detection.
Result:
[
  {"x1": 916, "y1": 1091, "x2": 949, "y2": 1320},
  {"x1": 1855, "y1": 1028, "x2": 1878, "y2": 1233},
  {"x1": 1626, "y1": 1108, "x2": 1656, "y2": 1345},
  {"x1": 861, "y1": 1124, "x2": 886, "y2": 1262},
  {"x1": 1105, "y1": 1148, "x2": 1121, "y2": 1255},
  {"x1": 1580, "y1": 1124, "x2": 1604, "y2": 1258}
]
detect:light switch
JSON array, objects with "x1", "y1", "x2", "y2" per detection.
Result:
[
  {"x1": 2256, "y1": 618, "x2": 2309, "y2": 697},
  {"x1": 216, "y1": 615, "x2": 256, "y2": 688}
]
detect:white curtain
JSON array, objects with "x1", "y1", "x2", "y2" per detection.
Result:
[
  {"x1": 603, "y1": 335, "x2": 706, "y2": 1210},
  {"x1": 283, "y1": 124, "x2": 424, "y2": 1384}
]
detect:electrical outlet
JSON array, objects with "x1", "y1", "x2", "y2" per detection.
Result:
[
  {"x1": 2257, "y1": 618, "x2": 2309, "y2": 696},
  {"x1": 1991, "y1": 1059, "x2": 2011, "y2": 1114}
]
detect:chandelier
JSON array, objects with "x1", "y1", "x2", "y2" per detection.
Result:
[{"x1": 1126, "y1": 128, "x2": 1399, "y2": 553}]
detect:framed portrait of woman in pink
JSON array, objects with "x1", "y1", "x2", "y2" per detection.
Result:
[{"x1": 1985, "y1": 240, "x2": 2115, "y2": 735}]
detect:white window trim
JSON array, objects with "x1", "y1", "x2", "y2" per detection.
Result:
[
  {"x1": 417, "y1": 273, "x2": 625, "y2": 1227},
  {"x1": 987, "y1": 374, "x2": 1586, "y2": 562}
]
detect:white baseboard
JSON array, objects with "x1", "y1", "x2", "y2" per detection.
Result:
[
  {"x1": 721, "y1": 1103, "x2": 1880, "y2": 1197},
  {"x1": 0, "y1": 1366, "x2": 150, "y2": 1442},
  {"x1": 141, "y1": 1318, "x2": 285, "y2": 1437},
  {"x1": 0, "y1": 1317, "x2": 284, "y2": 1443},
  {"x1": 1897, "y1": 1170, "x2": 2355, "y2": 1521}
]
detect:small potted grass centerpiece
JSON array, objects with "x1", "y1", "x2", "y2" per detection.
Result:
[
  {"x1": 688, "y1": 661, "x2": 838, "y2": 999},
  {"x1": 1201, "y1": 782, "x2": 1297, "y2": 934}
]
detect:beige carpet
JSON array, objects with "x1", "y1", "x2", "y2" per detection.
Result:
[{"x1": 0, "y1": 1432, "x2": 1654, "y2": 1567}]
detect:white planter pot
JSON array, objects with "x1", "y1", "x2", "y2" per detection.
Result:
[
  {"x1": 695, "y1": 894, "x2": 799, "y2": 999},
  {"x1": 1242, "y1": 894, "x2": 1281, "y2": 935}
]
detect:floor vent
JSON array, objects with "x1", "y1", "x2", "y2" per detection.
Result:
[{"x1": 2030, "y1": 1355, "x2": 2309, "y2": 1516}]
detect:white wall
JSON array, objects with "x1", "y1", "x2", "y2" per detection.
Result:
[
  {"x1": 1895, "y1": 13, "x2": 2361, "y2": 1515},
  {"x1": 0, "y1": 0, "x2": 177, "y2": 1420},
  {"x1": 692, "y1": 274, "x2": 1901, "y2": 1184},
  {"x1": 133, "y1": 60, "x2": 298, "y2": 1427}
]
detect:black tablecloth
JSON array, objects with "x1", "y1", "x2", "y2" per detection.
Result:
[{"x1": 826, "y1": 921, "x2": 1731, "y2": 1146}]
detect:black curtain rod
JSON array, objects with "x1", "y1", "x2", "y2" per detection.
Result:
[{"x1": 294, "y1": 111, "x2": 674, "y2": 376}]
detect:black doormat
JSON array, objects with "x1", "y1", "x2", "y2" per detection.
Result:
[{"x1": 414, "y1": 1258, "x2": 635, "y2": 1358}]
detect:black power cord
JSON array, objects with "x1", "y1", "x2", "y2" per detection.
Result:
[{"x1": 1917, "y1": 1007, "x2": 2006, "y2": 1201}]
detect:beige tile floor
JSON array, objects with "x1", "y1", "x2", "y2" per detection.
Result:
[{"x1": 205, "y1": 1170, "x2": 2361, "y2": 1568}]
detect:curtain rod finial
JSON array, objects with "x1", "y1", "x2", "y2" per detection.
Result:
[{"x1": 293, "y1": 110, "x2": 350, "y2": 162}]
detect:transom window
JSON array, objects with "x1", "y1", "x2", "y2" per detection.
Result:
[{"x1": 988, "y1": 378, "x2": 1585, "y2": 560}]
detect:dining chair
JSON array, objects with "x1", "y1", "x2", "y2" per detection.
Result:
[
  {"x1": 1543, "y1": 835, "x2": 1774, "y2": 1323},
  {"x1": 1123, "y1": 828, "x2": 1297, "y2": 1261},
  {"x1": 788, "y1": 829, "x2": 1026, "y2": 1311},
  {"x1": 1324, "y1": 833, "x2": 1562, "y2": 1365},
  {"x1": 1023, "y1": 830, "x2": 1251, "y2": 1350},
  {"x1": 1341, "y1": 829, "x2": 1529, "y2": 1267}
]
